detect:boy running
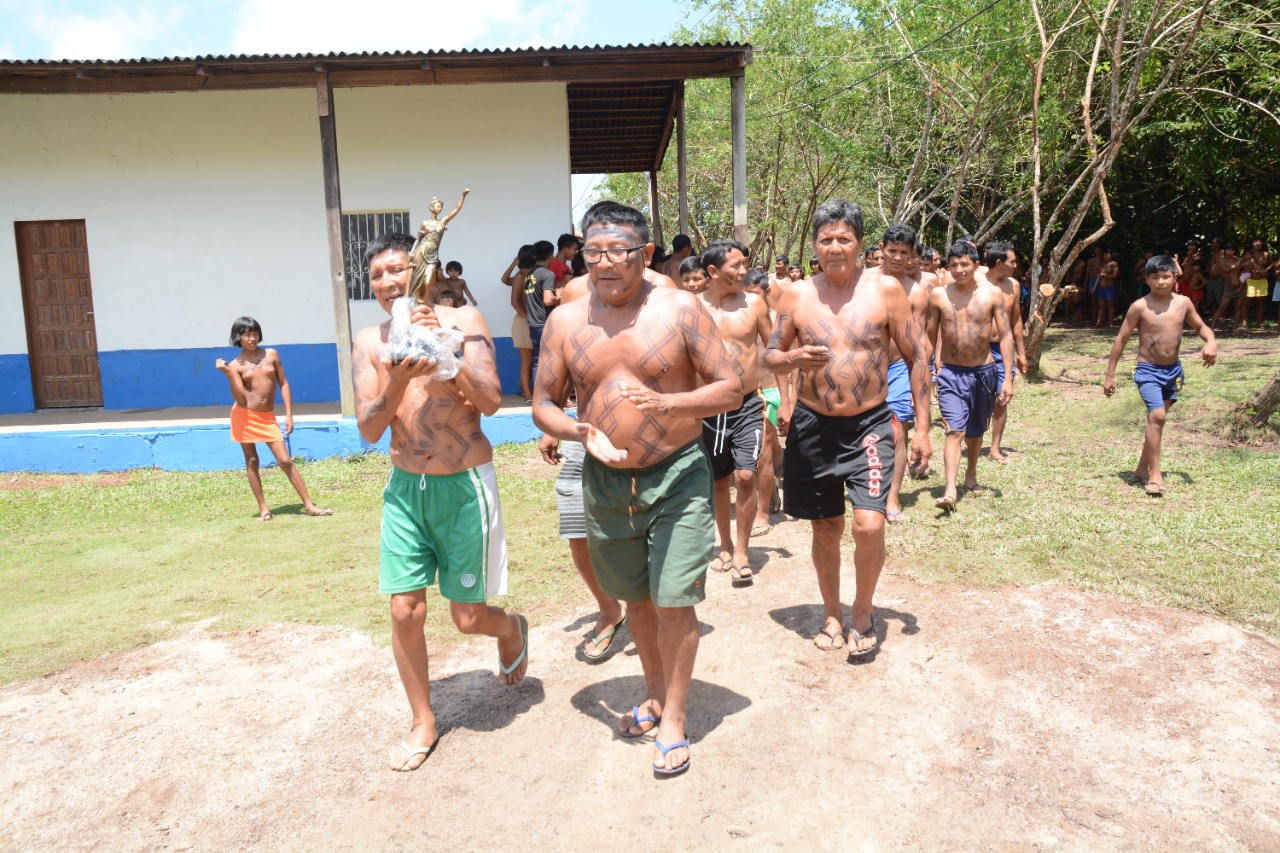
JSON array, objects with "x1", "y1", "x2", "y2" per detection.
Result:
[
  {"x1": 216, "y1": 316, "x2": 330, "y2": 521},
  {"x1": 926, "y1": 241, "x2": 1013, "y2": 511},
  {"x1": 353, "y1": 233, "x2": 527, "y2": 772},
  {"x1": 1103, "y1": 255, "x2": 1217, "y2": 496}
]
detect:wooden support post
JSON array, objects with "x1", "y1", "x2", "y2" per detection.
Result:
[
  {"x1": 649, "y1": 170, "x2": 665, "y2": 248},
  {"x1": 316, "y1": 72, "x2": 355, "y2": 417},
  {"x1": 677, "y1": 84, "x2": 689, "y2": 237},
  {"x1": 731, "y1": 74, "x2": 747, "y2": 244}
]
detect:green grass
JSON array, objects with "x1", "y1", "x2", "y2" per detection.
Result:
[
  {"x1": 890, "y1": 328, "x2": 1279, "y2": 635},
  {"x1": 0, "y1": 444, "x2": 571, "y2": 684},
  {"x1": 1, "y1": 329, "x2": 1277, "y2": 684}
]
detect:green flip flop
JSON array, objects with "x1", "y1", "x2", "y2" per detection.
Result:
[{"x1": 584, "y1": 616, "x2": 626, "y2": 661}]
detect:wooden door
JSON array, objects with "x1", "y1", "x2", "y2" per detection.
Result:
[{"x1": 15, "y1": 220, "x2": 104, "y2": 407}]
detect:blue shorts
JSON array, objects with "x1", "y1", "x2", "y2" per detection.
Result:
[
  {"x1": 1087, "y1": 277, "x2": 1098, "y2": 294},
  {"x1": 1097, "y1": 285, "x2": 1117, "y2": 302},
  {"x1": 886, "y1": 359, "x2": 914, "y2": 423},
  {"x1": 1133, "y1": 361, "x2": 1184, "y2": 412},
  {"x1": 990, "y1": 343, "x2": 1017, "y2": 395},
  {"x1": 937, "y1": 362, "x2": 998, "y2": 439}
]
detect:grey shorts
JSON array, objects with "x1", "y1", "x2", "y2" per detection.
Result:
[{"x1": 555, "y1": 442, "x2": 587, "y2": 539}]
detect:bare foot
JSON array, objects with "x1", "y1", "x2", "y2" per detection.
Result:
[
  {"x1": 1145, "y1": 478, "x2": 1164, "y2": 497},
  {"x1": 497, "y1": 613, "x2": 528, "y2": 685},
  {"x1": 305, "y1": 506, "x2": 332, "y2": 517},
  {"x1": 257, "y1": 510, "x2": 273, "y2": 521},
  {"x1": 1133, "y1": 467, "x2": 1149, "y2": 483},
  {"x1": 390, "y1": 721, "x2": 439, "y2": 772},
  {"x1": 987, "y1": 450, "x2": 1007, "y2": 463},
  {"x1": 620, "y1": 700, "x2": 662, "y2": 737},
  {"x1": 963, "y1": 480, "x2": 987, "y2": 493}
]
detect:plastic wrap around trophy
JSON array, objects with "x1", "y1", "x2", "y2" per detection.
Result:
[{"x1": 387, "y1": 189, "x2": 470, "y2": 378}]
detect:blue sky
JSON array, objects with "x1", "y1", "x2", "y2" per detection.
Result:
[{"x1": 0, "y1": 0, "x2": 697, "y2": 61}]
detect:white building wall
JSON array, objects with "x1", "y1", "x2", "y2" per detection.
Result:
[
  {"x1": 337, "y1": 83, "x2": 572, "y2": 336},
  {"x1": 0, "y1": 81, "x2": 571, "y2": 366},
  {"x1": 0, "y1": 89, "x2": 331, "y2": 353}
]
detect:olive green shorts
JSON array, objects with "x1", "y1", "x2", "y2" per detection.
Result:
[{"x1": 582, "y1": 439, "x2": 714, "y2": 608}]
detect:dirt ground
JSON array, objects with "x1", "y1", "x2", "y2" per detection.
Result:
[{"x1": 3, "y1": 516, "x2": 1279, "y2": 851}]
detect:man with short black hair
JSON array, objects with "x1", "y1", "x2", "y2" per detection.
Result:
[
  {"x1": 981, "y1": 241, "x2": 1027, "y2": 463},
  {"x1": 662, "y1": 233, "x2": 694, "y2": 281},
  {"x1": 534, "y1": 201, "x2": 740, "y2": 777},
  {"x1": 766, "y1": 201, "x2": 932, "y2": 658}
]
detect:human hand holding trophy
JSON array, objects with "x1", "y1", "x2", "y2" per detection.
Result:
[{"x1": 388, "y1": 188, "x2": 471, "y2": 376}]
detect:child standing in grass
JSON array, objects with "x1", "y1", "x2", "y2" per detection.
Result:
[
  {"x1": 215, "y1": 316, "x2": 331, "y2": 521},
  {"x1": 1103, "y1": 256, "x2": 1217, "y2": 497}
]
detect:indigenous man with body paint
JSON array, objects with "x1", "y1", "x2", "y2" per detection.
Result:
[
  {"x1": 352, "y1": 233, "x2": 528, "y2": 773},
  {"x1": 926, "y1": 241, "x2": 1014, "y2": 512},
  {"x1": 877, "y1": 225, "x2": 935, "y2": 524},
  {"x1": 698, "y1": 239, "x2": 774, "y2": 584},
  {"x1": 981, "y1": 242, "x2": 1029, "y2": 463},
  {"x1": 533, "y1": 201, "x2": 740, "y2": 777},
  {"x1": 765, "y1": 200, "x2": 932, "y2": 658}
]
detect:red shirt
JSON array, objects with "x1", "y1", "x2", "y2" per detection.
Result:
[{"x1": 548, "y1": 258, "x2": 571, "y2": 284}]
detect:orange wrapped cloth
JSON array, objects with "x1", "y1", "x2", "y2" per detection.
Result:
[{"x1": 230, "y1": 406, "x2": 284, "y2": 443}]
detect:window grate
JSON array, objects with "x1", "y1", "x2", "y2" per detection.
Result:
[{"x1": 342, "y1": 210, "x2": 411, "y2": 300}]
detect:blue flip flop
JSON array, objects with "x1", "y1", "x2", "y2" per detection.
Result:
[
  {"x1": 653, "y1": 739, "x2": 691, "y2": 777},
  {"x1": 620, "y1": 704, "x2": 659, "y2": 738}
]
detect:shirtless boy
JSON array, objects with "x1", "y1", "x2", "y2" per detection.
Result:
[
  {"x1": 1095, "y1": 249, "x2": 1120, "y2": 327},
  {"x1": 216, "y1": 317, "x2": 330, "y2": 521},
  {"x1": 770, "y1": 255, "x2": 791, "y2": 290},
  {"x1": 352, "y1": 233, "x2": 527, "y2": 772},
  {"x1": 1210, "y1": 243, "x2": 1245, "y2": 332},
  {"x1": 678, "y1": 255, "x2": 707, "y2": 294},
  {"x1": 662, "y1": 234, "x2": 694, "y2": 282},
  {"x1": 438, "y1": 260, "x2": 477, "y2": 306},
  {"x1": 766, "y1": 200, "x2": 932, "y2": 657},
  {"x1": 697, "y1": 240, "x2": 773, "y2": 584},
  {"x1": 926, "y1": 241, "x2": 1013, "y2": 511},
  {"x1": 533, "y1": 202, "x2": 740, "y2": 777},
  {"x1": 1104, "y1": 255, "x2": 1217, "y2": 496},
  {"x1": 876, "y1": 225, "x2": 933, "y2": 524},
  {"x1": 982, "y1": 242, "x2": 1029, "y2": 463}
]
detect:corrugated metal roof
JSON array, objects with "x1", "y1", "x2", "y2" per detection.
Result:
[{"x1": 0, "y1": 43, "x2": 750, "y2": 67}]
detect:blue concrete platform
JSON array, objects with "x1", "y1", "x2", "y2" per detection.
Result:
[{"x1": 0, "y1": 398, "x2": 544, "y2": 474}]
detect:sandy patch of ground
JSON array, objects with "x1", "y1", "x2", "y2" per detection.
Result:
[{"x1": 3, "y1": 517, "x2": 1278, "y2": 850}]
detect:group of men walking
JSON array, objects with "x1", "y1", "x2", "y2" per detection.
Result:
[{"x1": 353, "y1": 198, "x2": 1027, "y2": 778}]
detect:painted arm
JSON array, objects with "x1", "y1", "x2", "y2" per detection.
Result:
[
  {"x1": 888, "y1": 289, "x2": 932, "y2": 467},
  {"x1": 531, "y1": 312, "x2": 626, "y2": 463},
  {"x1": 763, "y1": 288, "x2": 831, "y2": 374},
  {"x1": 436, "y1": 306, "x2": 502, "y2": 416},
  {"x1": 352, "y1": 330, "x2": 438, "y2": 444}
]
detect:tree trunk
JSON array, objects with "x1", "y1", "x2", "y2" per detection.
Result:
[{"x1": 1249, "y1": 370, "x2": 1280, "y2": 425}]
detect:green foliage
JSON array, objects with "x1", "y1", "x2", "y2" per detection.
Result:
[{"x1": 596, "y1": 0, "x2": 1278, "y2": 270}]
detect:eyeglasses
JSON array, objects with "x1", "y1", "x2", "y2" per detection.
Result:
[{"x1": 581, "y1": 245, "x2": 646, "y2": 265}]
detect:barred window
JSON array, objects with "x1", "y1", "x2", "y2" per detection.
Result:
[{"x1": 342, "y1": 210, "x2": 411, "y2": 300}]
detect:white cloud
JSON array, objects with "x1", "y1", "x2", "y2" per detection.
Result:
[
  {"x1": 231, "y1": 0, "x2": 586, "y2": 55},
  {"x1": 24, "y1": 4, "x2": 187, "y2": 60}
]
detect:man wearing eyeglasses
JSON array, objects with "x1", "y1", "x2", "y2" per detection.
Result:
[{"x1": 533, "y1": 201, "x2": 741, "y2": 777}]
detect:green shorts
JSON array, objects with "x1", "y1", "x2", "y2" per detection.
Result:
[
  {"x1": 582, "y1": 439, "x2": 714, "y2": 608},
  {"x1": 760, "y1": 386, "x2": 781, "y2": 429},
  {"x1": 379, "y1": 462, "x2": 508, "y2": 603}
]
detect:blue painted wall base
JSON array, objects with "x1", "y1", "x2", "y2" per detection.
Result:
[{"x1": 0, "y1": 412, "x2": 543, "y2": 474}]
